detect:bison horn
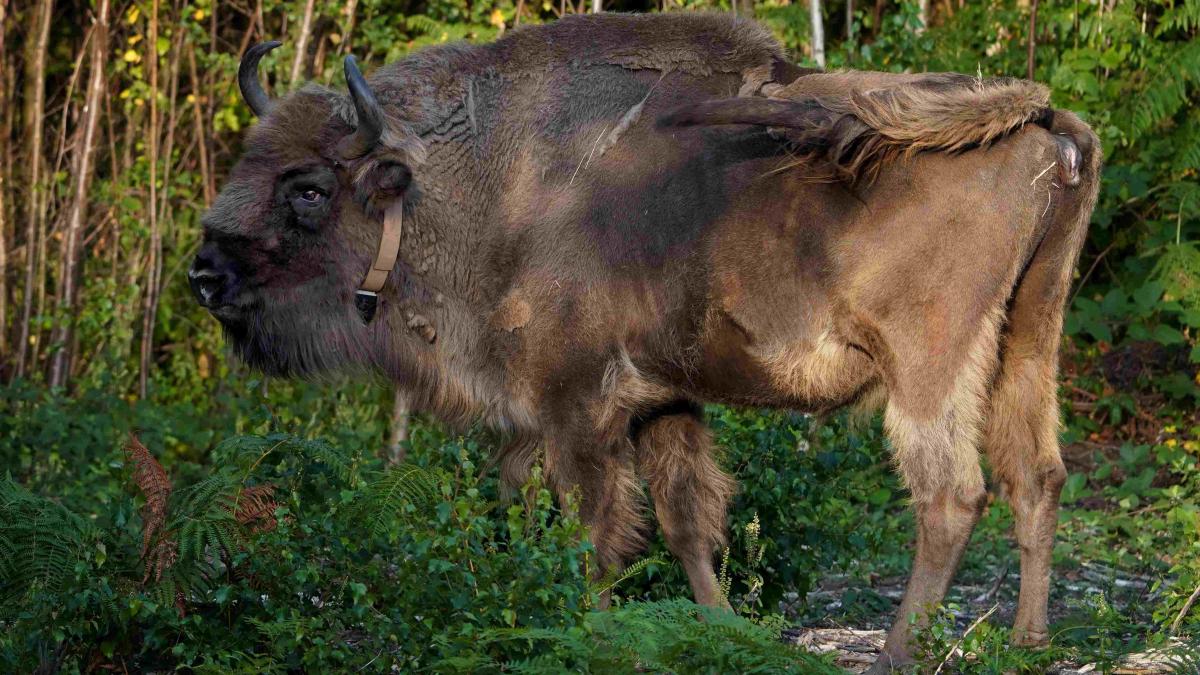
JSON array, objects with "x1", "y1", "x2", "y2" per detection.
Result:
[
  {"x1": 340, "y1": 55, "x2": 384, "y2": 158},
  {"x1": 238, "y1": 41, "x2": 281, "y2": 117}
]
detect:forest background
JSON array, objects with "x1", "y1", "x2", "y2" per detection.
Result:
[{"x1": 2, "y1": 0, "x2": 1200, "y2": 672}]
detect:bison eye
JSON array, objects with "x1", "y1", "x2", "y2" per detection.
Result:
[
  {"x1": 289, "y1": 185, "x2": 331, "y2": 231},
  {"x1": 299, "y1": 189, "x2": 325, "y2": 205}
]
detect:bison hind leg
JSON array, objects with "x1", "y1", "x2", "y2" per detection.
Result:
[
  {"x1": 870, "y1": 310, "x2": 1001, "y2": 672},
  {"x1": 984, "y1": 353, "x2": 1065, "y2": 647},
  {"x1": 633, "y1": 403, "x2": 736, "y2": 608}
]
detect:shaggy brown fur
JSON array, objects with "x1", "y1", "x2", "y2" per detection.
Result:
[
  {"x1": 194, "y1": 14, "x2": 1100, "y2": 673},
  {"x1": 634, "y1": 408, "x2": 737, "y2": 607}
]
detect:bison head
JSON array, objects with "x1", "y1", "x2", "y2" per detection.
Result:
[{"x1": 190, "y1": 42, "x2": 417, "y2": 377}]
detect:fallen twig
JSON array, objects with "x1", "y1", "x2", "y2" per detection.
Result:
[
  {"x1": 1170, "y1": 579, "x2": 1200, "y2": 635},
  {"x1": 973, "y1": 563, "x2": 1009, "y2": 604},
  {"x1": 933, "y1": 603, "x2": 999, "y2": 675}
]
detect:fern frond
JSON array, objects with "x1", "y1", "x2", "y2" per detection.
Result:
[
  {"x1": 191, "y1": 650, "x2": 285, "y2": 675},
  {"x1": 588, "y1": 556, "x2": 664, "y2": 597},
  {"x1": 1157, "y1": 0, "x2": 1200, "y2": 35},
  {"x1": 232, "y1": 483, "x2": 279, "y2": 533},
  {"x1": 1128, "y1": 40, "x2": 1200, "y2": 139},
  {"x1": 286, "y1": 435, "x2": 356, "y2": 482},
  {"x1": 126, "y1": 434, "x2": 173, "y2": 562},
  {"x1": 352, "y1": 464, "x2": 439, "y2": 538},
  {"x1": 1166, "y1": 110, "x2": 1200, "y2": 175},
  {"x1": 405, "y1": 15, "x2": 445, "y2": 36},
  {"x1": 247, "y1": 615, "x2": 306, "y2": 643},
  {"x1": 171, "y1": 474, "x2": 240, "y2": 566},
  {"x1": 1166, "y1": 641, "x2": 1200, "y2": 674},
  {"x1": 1153, "y1": 242, "x2": 1200, "y2": 311},
  {"x1": 0, "y1": 477, "x2": 100, "y2": 617},
  {"x1": 214, "y1": 433, "x2": 357, "y2": 483},
  {"x1": 504, "y1": 653, "x2": 574, "y2": 674}
]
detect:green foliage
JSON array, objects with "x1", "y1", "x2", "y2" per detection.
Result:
[
  {"x1": 912, "y1": 595, "x2": 1200, "y2": 673},
  {"x1": 0, "y1": 424, "x2": 598, "y2": 671},
  {"x1": 590, "y1": 555, "x2": 666, "y2": 598},
  {"x1": 0, "y1": 478, "x2": 109, "y2": 619},
  {"x1": 715, "y1": 408, "x2": 907, "y2": 604},
  {"x1": 5, "y1": 1, "x2": 1200, "y2": 671},
  {"x1": 449, "y1": 599, "x2": 840, "y2": 673},
  {"x1": 0, "y1": 402, "x2": 847, "y2": 671}
]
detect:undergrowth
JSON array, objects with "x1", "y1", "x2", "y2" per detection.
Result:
[{"x1": 0, "y1": 401, "x2": 837, "y2": 672}]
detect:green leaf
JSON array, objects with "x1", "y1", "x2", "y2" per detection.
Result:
[{"x1": 1152, "y1": 324, "x2": 1186, "y2": 345}]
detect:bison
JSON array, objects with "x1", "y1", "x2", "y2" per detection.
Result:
[{"x1": 190, "y1": 13, "x2": 1099, "y2": 671}]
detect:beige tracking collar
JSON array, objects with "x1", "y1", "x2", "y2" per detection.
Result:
[{"x1": 354, "y1": 199, "x2": 403, "y2": 323}]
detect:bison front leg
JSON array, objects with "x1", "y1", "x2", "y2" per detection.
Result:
[
  {"x1": 543, "y1": 430, "x2": 647, "y2": 607},
  {"x1": 633, "y1": 406, "x2": 736, "y2": 608}
]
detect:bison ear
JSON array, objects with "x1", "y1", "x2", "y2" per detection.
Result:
[{"x1": 355, "y1": 158, "x2": 412, "y2": 217}]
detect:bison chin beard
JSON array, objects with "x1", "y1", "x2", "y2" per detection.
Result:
[{"x1": 220, "y1": 302, "x2": 373, "y2": 379}]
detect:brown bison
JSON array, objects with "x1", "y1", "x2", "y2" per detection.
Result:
[{"x1": 190, "y1": 13, "x2": 1099, "y2": 671}]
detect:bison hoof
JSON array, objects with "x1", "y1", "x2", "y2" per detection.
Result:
[
  {"x1": 864, "y1": 652, "x2": 916, "y2": 675},
  {"x1": 1011, "y1": 629, "x2": 1050, "y2": 648}
]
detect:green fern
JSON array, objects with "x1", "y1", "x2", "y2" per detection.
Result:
[
  {"x1": 469, "y1": 599, "x2": 841, "y2": 674},
  {"x1": 1167, "y1": 111, "x2": 1200, "y2": 174},
  {"x1": 350, "y1": 463, "x2": 440, "y2": 538},
  {"x1": 214, "y1": 433, "x2": 358, "y2": 483},
  {"x1": 1166, "y1": 638, "x2": 1200, "y2": 674},
  {"x1": 1153, "y1": 242, "x2": 1200, "y2": 312},
  {"x1": 247, "y1": 615, "x2": 306, "y2": 643},
  {"x1": 0, "y1": 477, "x2": 101, "y2": 618},
  {"x1": 588, "y1": 555, "x2": 664, "y2": 597},
  {"x1": 1158, "y1": 0, "x2": 1200, "y2": 35},
  {"x1": 191, "y1": 650, "x2": 285, "y2": 675},
  {"x1": 405, "y1": 15, "x2": 445, "y2": 37},
  {"x1": 1127, "y1": 39, "x2": 1200, "y2": 139},
  {"x1": 171, "y1": 474, "x2": 240, "y2": 565}
]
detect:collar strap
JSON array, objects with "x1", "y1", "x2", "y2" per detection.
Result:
[{"x1": 354, "y1": 199, "x2": 403, "y2": 324}]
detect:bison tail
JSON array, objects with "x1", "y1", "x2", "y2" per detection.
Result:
[{"x1": 659, "y1": 76, "x2": 1053, "y2": 183}]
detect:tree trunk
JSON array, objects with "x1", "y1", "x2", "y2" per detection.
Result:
[
  {"x1": 387, "y1": 390, "x2": 410, "y2": 465},
  {"x1": 49, "y1": 0, "x2": 110, "y2": 388},
  {"x1": 340, "y1": 0, "x2": 359, "y2": 55},
  {"x1": 187, "y1": 48, "x2": 214, "y2": 206},
  {"x1": 917, "y1": 0, "x2": 928, "y2": 32},
  {"x1": 157, "y1": 30, "x2": 182, "y2": 227},
  {"x1": 0, "y1": 0, "x2": 9, "y2": 363},
  {"x1": 592, "y1": 0, "x2": 601, "y2": 13},
  {"x1": 16, "y1": 0, "x2": 54, "y2": 378},
  {"x1": 810, "y1": 0, "x2": 826, "y2": 68},
  {"x1": 872, "y1": 0, "x2": 885, "y2": 38},
  {"x1": 1027, "y1": 0, "x2": 1040, "y2": 80},
  {"x1": 139, "y1": 0, "x2": 161, "y2": 398},
  {"x1": 290, "y1": 0, "x2": 316, "y2": 85},
  {"x1": 846, "y1": 0, "x2": 854, "y2": 41},
  {"x1": 102, "y1": 86, "x2": 121, "y2": 279}
]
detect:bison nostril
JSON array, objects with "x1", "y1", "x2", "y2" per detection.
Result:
[{"x1": 188, "y1": 265, "x2": 229, "y2": 307}]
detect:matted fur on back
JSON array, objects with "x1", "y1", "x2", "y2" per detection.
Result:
[{"x1": 660, "y1": 71, "x2": 1052, "y2": 182}]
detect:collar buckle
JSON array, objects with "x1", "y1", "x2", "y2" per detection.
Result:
[{"x1": 356, "y1": 200, "x2": 403, "y2": 324}]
